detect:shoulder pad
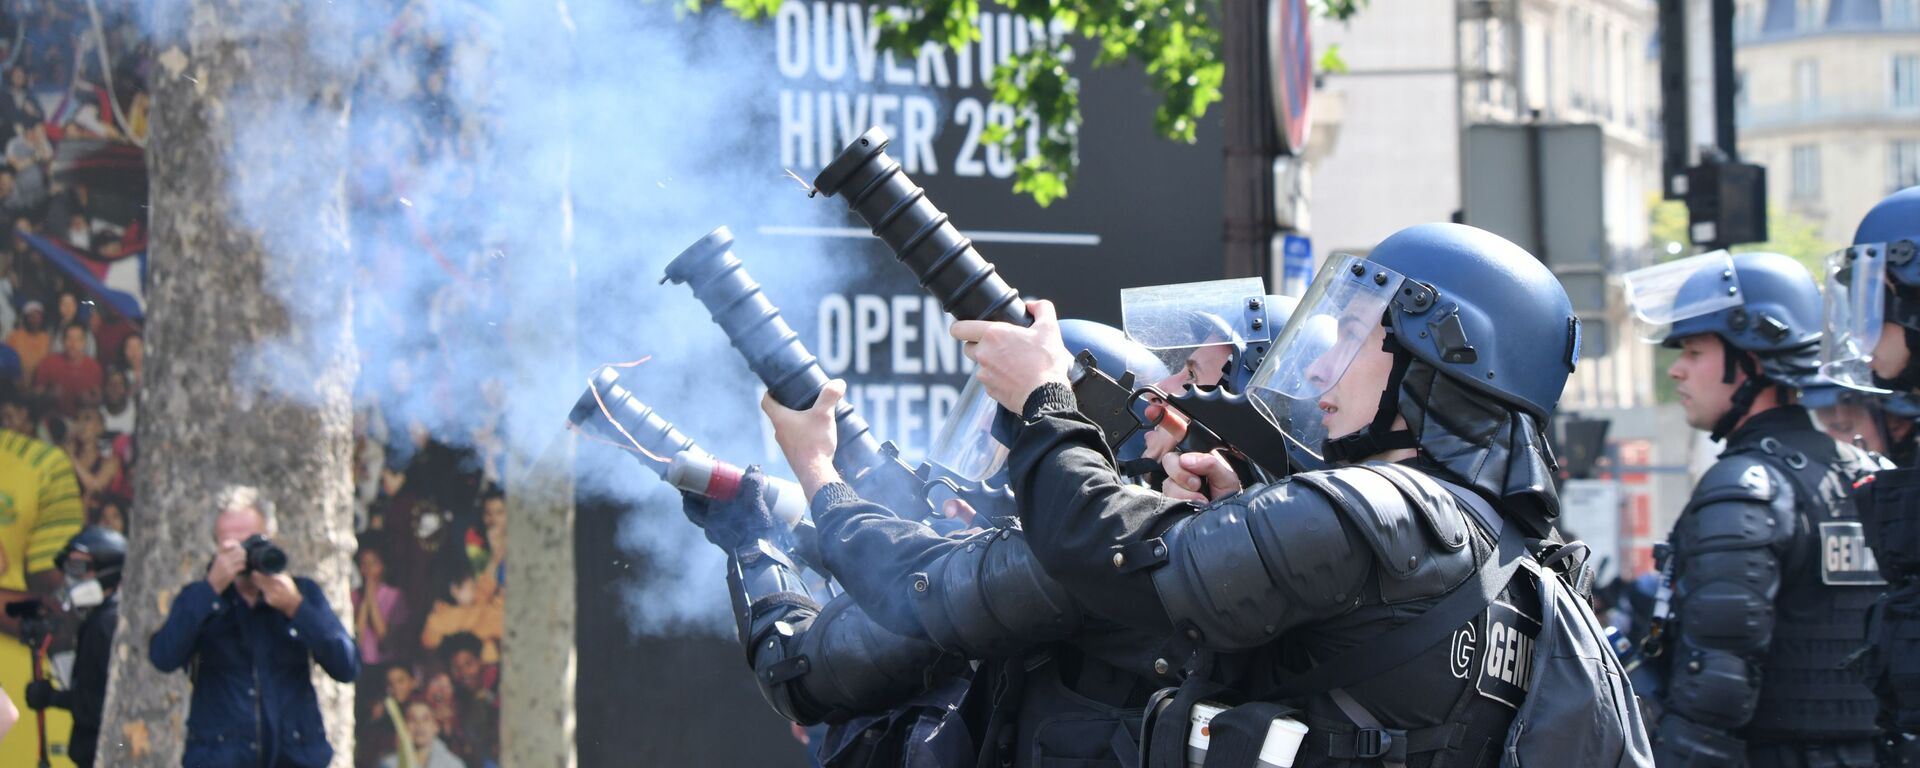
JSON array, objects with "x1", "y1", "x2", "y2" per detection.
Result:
[
  {"x1": 1687, "y1": 455, "x2": 1788, "y2": 509},
  {"x1": 1291, "y1": 466, "x2": 1476, "y2": 604},
  {"x1": 1677, "y1": 455, "x2": 1794, "y2": 551}
]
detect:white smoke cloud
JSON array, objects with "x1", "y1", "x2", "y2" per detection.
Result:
[{"x1": 126, "y1": 0, "x2": 876, "y2": 636}]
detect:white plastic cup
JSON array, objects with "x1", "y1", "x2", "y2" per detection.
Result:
[{"x1": 1185, "y1": 701, "x2": 1309, "y2": 768}]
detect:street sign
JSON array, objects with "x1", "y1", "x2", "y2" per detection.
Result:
[
  {"x1": 1561, "y1": 479, "x2": 1624, "y2": 587},
  {"x1": 1280, "y1": 234, "x2": 1312, "y2": 297},
  {"x1": 1268, "y1": 0, "x2": 1313, "y2": 155}
]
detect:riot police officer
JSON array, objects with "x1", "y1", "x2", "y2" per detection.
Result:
[
  {"x1": 955, "y1": 222, "x2": 1651, "y2": 767},
  {"x1": 1623, "y1": 250, "x2": 1886, "y2": 766},
  {"x1": 1819, "y1": 184, "x2": 1920, "y2": 762},
  {"x1": 682, "y1": 319, "x2": 1185, "y2": 767},
  {"x1": 1804, "y1": 383, "x2": 1919, "y2": 468},
  {"x1": 25, "y1": 526, "x2": 124, "y2": 768}
]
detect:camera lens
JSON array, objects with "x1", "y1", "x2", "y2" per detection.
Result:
[
  {"x1": 244, "y1": 535, "x2": 289, "y2": 575},
  {"x1": 254, "y1": 545, "x2": 287, "y2": 575}
]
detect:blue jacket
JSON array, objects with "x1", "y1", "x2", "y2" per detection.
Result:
[{"x1": 149, "y1": 577, "x2": 359, "y2": 768}]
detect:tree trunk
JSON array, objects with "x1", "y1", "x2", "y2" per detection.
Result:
[
  {"x1": 501, "y1": 5, "x2": 578, "y2": 766},
  {"x1": 97, "y1": 3, "x2": 357, "y2": 766},
  {"x1": 500, "y1": 438, "x2": 576, "y2": 768}
]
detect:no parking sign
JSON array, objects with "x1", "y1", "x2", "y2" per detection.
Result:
[{"x1": 1269, "y1": 0, "x2": 1313, "y2": 155}]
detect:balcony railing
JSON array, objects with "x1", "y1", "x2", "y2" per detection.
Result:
[
  {"x1": 1738, "y1": 93, "x2": 1920, "y2": 130},
  {"x1": 1736, "y1": 16, "x2": 1920, "y2": 44}
]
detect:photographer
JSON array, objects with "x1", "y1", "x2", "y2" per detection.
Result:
[
  {"x1": 148, "y1": 486, "x2": 359, "y2": 768},
  {"x1": 24, "y1": 526, "x2": 123, "y2": 768}
]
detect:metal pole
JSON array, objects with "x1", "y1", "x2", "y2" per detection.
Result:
[
  {"x1": 1711, "y1": 0, "x2": 1738, "y2": 160},
  {"x1": 1222, "y1": 0, "x2": 1277, "y2": 280},
  {"x1": 1685, "y1": 0, "x2": 1718, "y2": 159}
]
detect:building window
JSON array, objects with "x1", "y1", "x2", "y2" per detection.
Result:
[
  {"x1": 1793, "y1": 144, "x2": 1822, "y2": 199},
  {"x1": 1797, "y1": 0, "x2": 1824, "y2": 30},
  {"x1": 1890, "y1": 0, "x2": 1920, "y2": 27},
  {"x1": 1895, "y1": 55, "x2": 1920, "y2": 109},
  {"x1": 1794, "y1": 58, "x2": 1821, "y2": 111},
  {"x1": 1893, "y1": 141, "x2": 1920, "y2": 191}
]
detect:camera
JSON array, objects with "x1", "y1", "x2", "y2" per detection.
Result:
[
  {"x1": 4, "y1": 599, "x2": 44, "y2": 620},
  {"x1": 5, "y1": 599, "x2": 52, "y2": 644},
  {"x1": 243, "y1": 534, "x2": 288, "y2": 575}
]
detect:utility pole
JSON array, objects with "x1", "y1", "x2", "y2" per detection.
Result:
[
  {"x1": 1661, "y1": 0, "x2": 1767, "y2": 249},
  {"x1": 1223, "y1": 0, "x2": 1315, "y2": 292},
  {"x1": 1222, "y1": 0, "x2": 1279, "y2": 282}
]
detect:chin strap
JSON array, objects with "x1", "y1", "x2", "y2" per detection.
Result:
[
  {"x1": 1709, "y1": 341, "x2": 1772, "y2": 442},
  {"x1": 1323, "y1": 334, "x2": 1419, "y2": 464},
  {"x1": 1872, "y1": 325, "x2": 1920, "y2": 393}
]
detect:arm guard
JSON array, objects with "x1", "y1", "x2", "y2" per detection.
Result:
[
  {"x1": 1150, "y1": 465, "x2": 1472, "y2": 650},
  {"x1": 810, "y1": 483, "x2": 1085, "y2": 657},
  {"x1": 730, "y1": 538, "x2": 952, "y2": 725},
  {"x1": 908, "y1": 526, "x2": 1082, "y2": 657},
  {"x1": 1008, "y1": 383, "x2": 1211, "y2": 630},
  {"x1": 1654, "y1": 456, "x2": 1793, "y2": 765}
]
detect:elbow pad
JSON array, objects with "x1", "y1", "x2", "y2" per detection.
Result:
[
  {"x1": 781, "y1": 597, "x2": 949, "y2": 724},
  {"x1": 731, "y1": 539, "x2": 948, "y2": 725},
  {"x1": 910, "y1": 527, "x2": 1082, "y2": 657}
]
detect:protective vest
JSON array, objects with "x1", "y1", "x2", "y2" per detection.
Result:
[
  {"x1": 1738, "y1": 425, "x2": 1885, "y2": 740},
  {"x1": 1140, "y1": 463, "x2": 1648, "y2": 768}
]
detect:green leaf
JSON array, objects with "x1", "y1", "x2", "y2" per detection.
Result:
[
  {"x1": 1317, "y1": 43, "x2": 1347, "y2": 74},
  {"x1": 720, "y1": 0, "x2": 783, "y2": 20}
]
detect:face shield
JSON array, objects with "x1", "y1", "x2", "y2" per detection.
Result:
[
  {"x1": 1621, "y1": 250, "x2": 1743, "y2": 344},
  {"x1": 1122, "y1": 278, "x2": 1272, "y2": 390},
  {"x1": 925, "y1": 374, "x2": 1010, "y2": 484},
  {"x1": 1820, "y1": 244, "x2": 1891, "y2": 391},
  {"x1": 1247, "y1": 253, "x2": 1407, "y2": 403}
]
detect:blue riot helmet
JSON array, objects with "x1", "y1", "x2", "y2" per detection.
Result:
[
  {"x1": 56, "y1": 525, "x2": 127, "y2": 592},
  {"x1": 927, "y1": 319, "x2": 1170, "y2": 487},
  {"x1": 1248, "y1": 223, "x2": 1579, "y2": 532},
  {"x1": 1120, "y1": 278, "x2": 1280, "y2": 394},
  {"x1": 1117, "y1": 283, "x2": 1323, "y2": 453},
  {"x1": 1624, "y1": 250, "x2": 1824, "y2": 440},
  {"x1": 1823, "y1": 185, "x2": 1920, "y2": 392}
]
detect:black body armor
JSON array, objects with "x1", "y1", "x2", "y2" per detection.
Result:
[{"x1": 1654, "y1": 407, "x2": 1886, "y2": 766}]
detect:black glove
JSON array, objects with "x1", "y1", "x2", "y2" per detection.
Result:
[
  {"x1": 682, "y1": 467, "x2": 777, "y2": 551},
  {"x1": 24, "y1": 679, "x2": 52, "y2": 710}
]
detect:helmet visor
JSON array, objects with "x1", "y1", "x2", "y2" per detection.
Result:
[
  {"x1": 1621, "y1": 250, "x2": 1743, "y2": 343},
  {"x1": 1820, "y1": 244, "x2": 1891, "y2": 392},
  {"x1": 1247, "y1": 253, "x2": 1407, "y2": 402},
  {"x1": 1121, "y1": 278, "x2": 1272, "y2": 352},
  {"x1": 926, "y1": 374, "x2": 1010, "y2": 482}
]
